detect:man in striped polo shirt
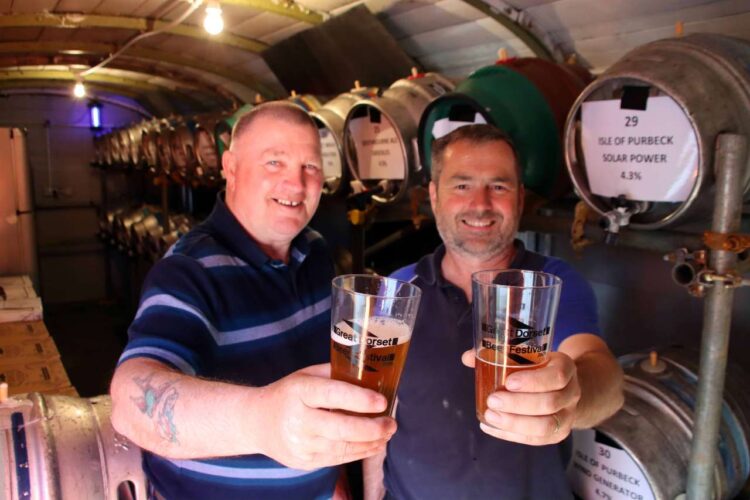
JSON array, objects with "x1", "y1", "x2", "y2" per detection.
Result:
[{"x1": 110, "y1": 102, "x2": 396, "y2": 499}]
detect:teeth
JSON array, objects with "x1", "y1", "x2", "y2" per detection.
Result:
[
  {"x1": 464, "y1": 220, "x2": 492, "y2": 227},
  {"x1": 275, "y1": 198, "x2": 302, "y2": 207}
]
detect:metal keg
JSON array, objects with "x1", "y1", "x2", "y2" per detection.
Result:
[
  {"x1": 157, "y1": 214, "x2": 194, "y2": 257},
  {"x1": 143, "y1": 224, "x2": 165, "y2": 262},
  {"x1": 155, "y1": 119, "x2": 174, "y2": 176},
  {"x1": 130, "y1": 212, "x2": 163, "y2": 256},
  {"x1": 343, "y1": 71, "x2": 454, "y2": 203},
  {"x1": 108, "y1": 132, "x2": 123, "y2": 166},
  {"x1": 287, "y1": 93, "x2": 322, "y2": 112},
  {"x1": 114, "y1": 207, "x2": 152, "y2": 253},
  {"x1": 310, "y1": 88, "x2": 377, "y2": 196},
  {"x1": 419, "y1": 58, "x2": 589, "y2": 199},
  {"x1": 567, "y1": 347, "x2": 750, "y2": 500},
  {"x1": 99, "y1": 207, "x2": 123, "y2": 243},
  {"x1": 168, "y1": 119, "x2": 197, "y2": 181},
  {"x1": 102, "y1": 132, "x2": 115, "y2": 166},
  {"x1": 0, "y1": 392, "x2": 146, "y2": 500},
  {"x1": 214, "y1": 104, "x2": 255, "y2": 159},
  {"x1": 193, "y1": 112, "x2": 227, "y2": 185},
  {"x1": 140, "y1": 120, "x2": 161, "y2": 175},
  {"x1": 118, "y1": 128, "x2": 133, "y2": 166},
  {"x1": 565, "y1": 33, "x2": 750, "y2": 230},
  {"x1": 128, "y1": 123, "x2": 145, "y2": 168}
]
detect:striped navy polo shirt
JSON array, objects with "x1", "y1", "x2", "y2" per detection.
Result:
[{"x1": 118, "y1": 194, "x2": 337, "y2": 500}]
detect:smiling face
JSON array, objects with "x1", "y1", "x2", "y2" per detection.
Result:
[
  {"x1": 223, "y1": 113, "x2": 323, "y2": 260},
  {"x1": 430, "y1": 138, "x2": 523, "y2": 260}
]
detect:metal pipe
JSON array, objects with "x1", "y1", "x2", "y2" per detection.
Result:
[
  {"x1": 686, "y1": 133, "x2": 748, "y2": 500},
  {"x1": 520, "y1": 212, "x2": 705, "y2": 254}
]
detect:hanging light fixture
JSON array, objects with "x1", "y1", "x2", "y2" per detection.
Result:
[
  {"x1": 203, "y1": 1, "x2": 224, "y2": 35},
  {"x1": 73, "y1": 78, "x2": 86, "y2": 98}
]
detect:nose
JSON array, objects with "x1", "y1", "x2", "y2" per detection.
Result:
[
  {"x1": 281, "y1": 164, "x2": 305, "y2": 194},
  {"x1": 468, "y1": 186, "x2": 492, "y2": 211}
]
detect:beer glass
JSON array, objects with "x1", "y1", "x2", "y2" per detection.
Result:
[
  {"x1": 472, "y1": 269, "x2": 561, "y2": 425},
  {"x1": 330, "y1": 274, "x2": 422, "y2": 417}
]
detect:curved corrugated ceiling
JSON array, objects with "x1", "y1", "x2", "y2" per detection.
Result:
[{"x1": 0, "y1": 0, "x2": 747, "y2": 115}]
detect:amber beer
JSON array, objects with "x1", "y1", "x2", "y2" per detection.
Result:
[
  {"x1": 471, "y1": 269, "x2": 561, "y2": 425},
  {"x1": 330, "y1": 316, "x2": 412, "y2": 417},
  {"x1": 475, "y1": 344, "x2": 548, "y2": 423}
]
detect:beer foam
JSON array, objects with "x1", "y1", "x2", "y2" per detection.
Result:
[{"x1": 332, "y1": 316, "x2": 412, "y2": 347}]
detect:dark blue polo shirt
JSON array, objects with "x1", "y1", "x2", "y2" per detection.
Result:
[
  {"x1": 118, "y1": 194, "x2": 338, "y2": 500},
  {"x1": 385, "y1": 241, "x2": 599, "y2": 499}
]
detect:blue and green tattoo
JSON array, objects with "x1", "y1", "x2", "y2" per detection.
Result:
[{"x1": 131, "y1": 374, "x2": 179, "y2": 443}]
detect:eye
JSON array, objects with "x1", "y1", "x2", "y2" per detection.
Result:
[
  {"x1": 454, "y1": 184, "x2": 469, "y2": 191},
  {"x1": 266, "y1": 159, "x2": 281, "y2": 168},
  {"x1": 492, "y1": 184, "x2": 508, "y2": 192},
  {"x1": 304, "y1": 163, "x2": 321, "y2": 173}
]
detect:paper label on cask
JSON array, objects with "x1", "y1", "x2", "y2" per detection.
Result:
[
  {"x1": 347, "y1": 116, "x2": 404, "y2": 180},
  {"x1": 319, "y1": 127, "x2": 342, "y2": 180},
  {"x1": 580, "y1": 96, "x2": 698, "y2": 202},
  {"x1": 431, "y1": 114, "x2": 487, "y2": 139},
  {"x1": 567, "y1": 429, "x2": 655, "y2": 500}
]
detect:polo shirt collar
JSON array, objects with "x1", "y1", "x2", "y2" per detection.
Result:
[
  {"x1": 205, "y1": 192, "x2": 313, "y2": 268},
  {"x1": 415, "y1": 239, "x2": 529, "y2": 288}
]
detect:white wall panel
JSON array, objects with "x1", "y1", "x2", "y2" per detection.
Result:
[
  {"x1": 380, "y1": 0, "x2": 484, "y2": 39},
  {"x1": 232, "y1": 12, "x2": 295, "y2": 39},
  {"x1": 259, "y1": 21, "x2": 310, "y2": 45}
]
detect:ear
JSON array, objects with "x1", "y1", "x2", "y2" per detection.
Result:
[
  {"x1": 518, "y1": 183, "x2": 525, "y2": 215},
  {"x1": 429, "y1": 181, "x2": 438, "y2": 214},
  {"x1": 222, "y1": 150, "x2": 236, "y2": 195}
]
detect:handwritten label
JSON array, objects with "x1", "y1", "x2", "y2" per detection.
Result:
[
  {"x1": 347, "y1": 115, "x2": 404, "y2": 180},
  {"x1": 580, "y1": 96, "x2": 698, "y2": 202},
  {"x1": 319, "y1": 127, "x2": 342, "y2": 180},
  {"x1": 567, "y1": 429, "x2": 655, "y2": 500}
]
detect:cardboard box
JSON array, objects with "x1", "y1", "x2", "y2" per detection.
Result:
[
  {"x1": 0, "y1": 284, "x2": 37, "y2": 300},
  {"x1": 0, "y1": 321, "x2": 50, "y2": 339},
  {"x1": 1, "y1": 359, "x2": 73, "y2": 396},
  {"x1": 0, "y1": 336, "x2": 60, "y2": 363},
  {"x1": 0, "y1": 275, "x2": 33, "y2": 288},
  {"x1": 0, "y1": 296, "x2": 43, "y2": 323}
]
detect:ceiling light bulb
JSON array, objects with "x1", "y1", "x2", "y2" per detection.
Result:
[
  {"x1": 73, "y1": 81, "x2": 86, "y2": 98},
  {"x1": 203, "y1": 2, "x2": 224, "y2": 35}
]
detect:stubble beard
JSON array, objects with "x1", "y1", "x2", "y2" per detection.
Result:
[{"x1": 433, "y1": 204, "x2": 516, "y2": 260}]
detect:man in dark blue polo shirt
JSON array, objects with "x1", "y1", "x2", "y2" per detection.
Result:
[
  {"x1": 110, "y1": 102, "x2": 397, "y2": 500},
  {"x1": 364, "y1": 124, "x2": 624, "y2": 499}
]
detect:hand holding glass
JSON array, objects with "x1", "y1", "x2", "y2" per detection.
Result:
[
  {"x1": 472, "y1": 269, "x2": 561, "y2": 425},
  {"x1": 330, "y1": 275, "x2": 421, "y2": 417}
]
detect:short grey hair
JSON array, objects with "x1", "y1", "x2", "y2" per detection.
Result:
[
  {"x1": 230, "y1": 100, "x2": 318, "y2": 148},
  {"x1": 430, "y1": 124, "x2": 520, "y2": 185}
]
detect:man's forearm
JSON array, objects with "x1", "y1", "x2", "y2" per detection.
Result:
[
  {"x1": 110, "y1": 358, "x2": 263, "y2": 459},
  {"x1": 559, "y1": 334, "x2": 624, "y2": 429}
]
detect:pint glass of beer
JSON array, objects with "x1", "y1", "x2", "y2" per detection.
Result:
[
  {"x1": 472, "y1": 269, "x2": 561, "y2": 425},
  {"x1": 330, "y1": 275, "x2": 421, "y2": 417}
]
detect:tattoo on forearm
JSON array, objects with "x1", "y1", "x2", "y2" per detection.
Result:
[{"x1": 131, "y1": 373, "x2": 180, "y2": 443}]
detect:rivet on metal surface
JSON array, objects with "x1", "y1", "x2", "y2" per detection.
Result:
[{"x1": 640, "y1": 351, "x2": 667, "y2": 374}]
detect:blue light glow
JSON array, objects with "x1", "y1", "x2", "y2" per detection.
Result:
[{"x1": 90, "y1": 103, "x2": 101, "y2": 129}]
